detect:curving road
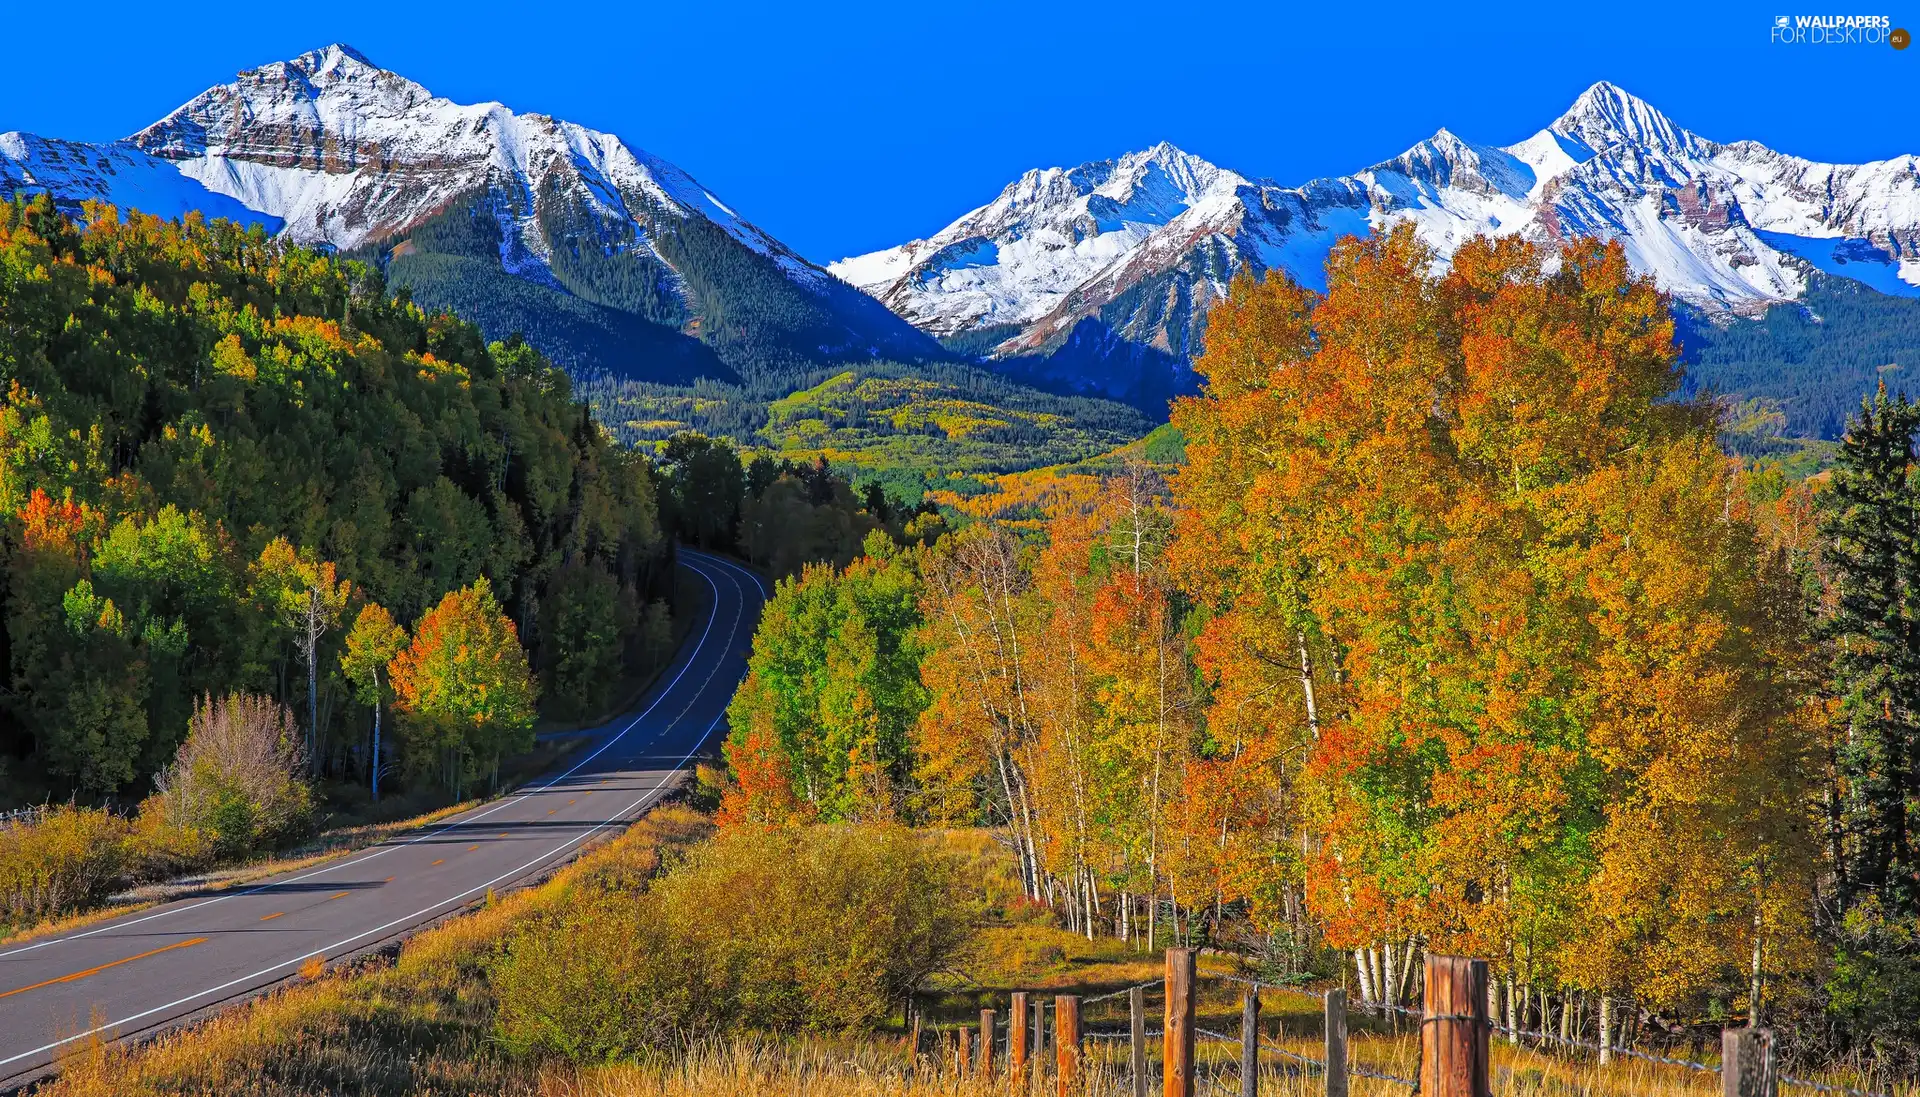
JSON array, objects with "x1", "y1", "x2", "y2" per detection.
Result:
[{"x1": 0, "y1": 549, "x2": 765, "y2": 1090}]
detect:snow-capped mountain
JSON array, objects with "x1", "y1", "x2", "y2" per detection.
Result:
[
  {"x1": 2, "y1": 45, "x2": 938, "y2": 383},
  {"x1": 830, "y1": 142, "x2": 1249, "y2": 339},
  {"x1": 833, "y1": 82, "x2": 1920, "y2": 404}
]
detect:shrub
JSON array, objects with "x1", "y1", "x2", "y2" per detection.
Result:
[
  {"x1": 489, "y1": 824, "x2": 975, "y2": 1061},
  {"x1": 0, "y1": 806, "x2": 129, "y2": 924},
  {"x1": 150, "y1": 692, "x2": 312, "y2": 855},
  {"x1": 123, "y1": 800, "x2": 216, "y2": 879}
]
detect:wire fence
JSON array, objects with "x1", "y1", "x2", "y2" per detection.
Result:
[
  {"x1": 1210, "y1": 969, "x2": 1894, "y2": 1097},
  {"x1": 920, "y1": 955, "x2": 1894, "y2": 1097}
]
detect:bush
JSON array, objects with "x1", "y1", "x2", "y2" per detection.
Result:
[
  {"x1": 1826, "y1": 897, "x2": 1920, "y2": 1074},
  {"x1": 0, "y1": 806, "x2": 129, "y2": 925},
  {"x1": 123, "y1": 801, "x2": 215, "y2": 880},
  {"x1": 150, "y1": 692, "x2": 312, "y2": 855},
  {"x1": 489, "y1": 824, "x2": 975, "y2": 1061}
]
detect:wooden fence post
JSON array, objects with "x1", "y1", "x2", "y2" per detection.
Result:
[
  {"x1": 1724, "y1": 1029, "x2": 1778, "y2": 1097},
  {"x1": 1012, "y1": 993, "x2": 1030, "y2": 1080},
  {"x1": 959, "y1": 1026, "x2": 971, "y2": 1076},
  {"x1": 1057, "y1": 994, "x2": 1082, "y2": 1096},
  {"x1": 981, "y1": 1009, "x2": 997, "y2": 1081},
  {"x1": 1420, "y1": 955, "x2": 1491, "y2": 1097},
  {"x1": 1034, "y1": 996, "x2": 1048, "y2": 1069},
  {"x1": 1324, "y1": 988, "x2": 1349, "y2": 1097},
  {"x1": 1240, "y1": 986, "x2": 1260, "y2": 1097},
  {"x1": 1130, "y1": 985, "x2": 1148, "y2": 1097},
  {"x1": 1165, "y1": 948, "x2": 1197, "y2": 1097}
]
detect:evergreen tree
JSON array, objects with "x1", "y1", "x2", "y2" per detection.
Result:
[{"x1": 1821, "y1": 384, "x2": 1920, "y2": 911}]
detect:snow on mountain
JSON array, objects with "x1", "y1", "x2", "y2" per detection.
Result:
[
  {"x1": 835, "y1": 81, "x2": 1920, "y2": 400},
  {"x1": 830, "y1": 142, "x2": 1251, "y2": 338},
  {"x1": 1, "y1": 44, "x2": 933, "y2": 381},
  {"x1": 0, "y1": 132, "x2": 278, "y2": 230},
  {"x1": 119, "y1": 44, "x2": 824, "y2": 279}
]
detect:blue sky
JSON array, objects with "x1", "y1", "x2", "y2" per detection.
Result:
[{"x1": 4, "y1": 1, "x2": 1911, "y2": 263}]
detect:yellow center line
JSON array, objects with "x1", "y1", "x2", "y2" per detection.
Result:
[
  {"x1": 259, "y1": 912, "x2": 284, "y2": 921},
  {"x1": 567, "y1": 799, "x2": 576, "y2": 805},
  {"x1": 467, "y1": 845, "x2": 479, "y2": 851},
  {"x1": 547, "y1": 809, "x2": 556, "y2": 815},
  {"x1": 499, "y1": 832, "x2": 510, "y2": 837},
  {"x1": 384, "y1": 876, "x2": 395, "y2": 883},
  {"x1": 430, "y1": 859, "x2": 445, "y2": 866},
  {"x1": 324, "y1": 891, "x2": 350, "y2": 901},
  {"x1": 0, "y1": 936, "x2": 210, "y2": 1001}
]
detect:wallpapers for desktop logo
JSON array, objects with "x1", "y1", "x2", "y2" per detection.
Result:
[{"x1": 1770, "y1": 14, "x2": 1908, "y2": 45}]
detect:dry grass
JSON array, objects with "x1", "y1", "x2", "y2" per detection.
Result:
[
  {"x1": 553, "y1": 1037, "x2": 1002, "y2": 1097},
  {"x1": 0, "y1": 899, "x2": 153, "y2": 950},
  {"x1": 547, "y1": 1035, "x2": 1398, "y2": 1097}
]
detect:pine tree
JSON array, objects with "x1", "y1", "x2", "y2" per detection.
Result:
[{"x1": 1821, "y1": 384, "x2": 1920, "y2": 912}]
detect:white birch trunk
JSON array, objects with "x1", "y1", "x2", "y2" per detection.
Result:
[{"x1": 1598, "y1": 995, "x2": 1614, "y2": 1065}]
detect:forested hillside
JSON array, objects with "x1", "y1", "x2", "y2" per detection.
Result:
[
  {"x1": 579, "y1": 360, "x2": 1150, "y2": 502},
  {"x1": 0, "y1": 196, "x2": 672, "y2": 805},
  {"x1": 1678, "y1": 273, "x2": 1920, "y2": 443},
  {"x1": 374, "y1": 190, "x2": 943, "y2": 391}
]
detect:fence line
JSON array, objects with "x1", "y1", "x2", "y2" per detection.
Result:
[{"x1": 967, "y1": 951, "x2": 1894, "y2": 1097}]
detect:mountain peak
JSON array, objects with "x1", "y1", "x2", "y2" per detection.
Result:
[
  {"x1": 1369, "y1": 127, "x2": 1532, "y2": 199},
  {"x1": 1551, "y1": 81, "x2": 1697, "y2": 156},
  {"x1": 248, "y1": 42, "x2": 430, "y2": 100},
  {"x1": 287, "y1": 43, "x2": 380, "y2": 77},
  {"x1": 131, "y1": 43, "x2": 447, "y2": 163},
  {"x1": 1133, "y1": 139, "x2": 1194, "y2": 164},
  {"x1": 1109, "y1": 142, "x2": 1237, "y2": 204}
]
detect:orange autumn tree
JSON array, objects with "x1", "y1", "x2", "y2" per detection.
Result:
[
  {"x1": 389, "y1": 578, "x2": 538, "y2": 795},
  {"x1": 1171, "y1": 224, "x2": 1818, "y2": 1019}
]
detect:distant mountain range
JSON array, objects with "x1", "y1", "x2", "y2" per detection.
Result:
[
  {"x1": 834, "y1": 82, "x2": 1920, "y2": 426},
  {"x1": 5, "y1": 51, "x2": 1920, "y2": 441}
]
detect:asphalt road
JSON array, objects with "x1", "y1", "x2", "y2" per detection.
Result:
[{"x1": 0, "y1": 548, "x2": 765, "y2": 1090}]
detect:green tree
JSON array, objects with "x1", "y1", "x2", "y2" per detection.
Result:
[
  {"x1": 537, "y1": 561, "x2": 633, "y2": 720},
  {"x1": 90, "y1": 504, "x2": 236, "y2": 771},
  {"x1": 340, "y1": 602, "x2": 408, "y2": 802},
  {"x1": 660, "y1": 432, "x2": 742, "y2": 549},
  {"x1": 250, "y1": 539, "x2": 352, "y2": 770},
  {"x1": 5, "y1": 491, "x2": 150, "y2": 796},
  {"x1": 1820, "y1": 385, "x2": 1920, "y2": 912},
  {"x1": 724, "y1": 537, "x2": 927, "y2": 821}
]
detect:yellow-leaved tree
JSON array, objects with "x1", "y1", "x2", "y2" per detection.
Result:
[{"x1": 1170, "y1": 224, "x2": 1819, "y2": 1028}]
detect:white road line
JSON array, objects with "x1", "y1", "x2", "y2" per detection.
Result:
[
  {"x1": 0, "y1": 559, "x2": 730, "y2": 963},
  {"x1": 684, "y1": 548, "x2": 771, "y2": 600},
  {"x1": 0, "y1": 705, "x2": 737, "y2": 1071}
]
